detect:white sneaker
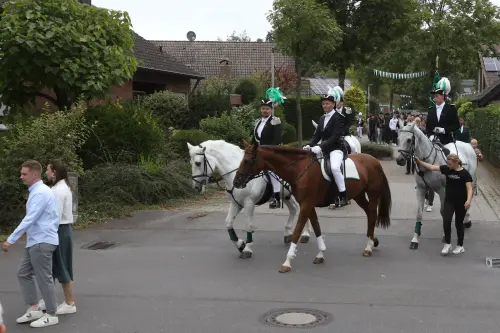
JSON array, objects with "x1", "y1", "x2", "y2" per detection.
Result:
[
  {"x1": 426, "y1": 205, "x2": 433, "y2": 212},
  {"x1": 16, "y1": 307, "x2": 43, "y2": 323},
  {"x1": 30, "y1": 314, "x2": 59, "y2": 328},
  {"x1": 56, "y1": 302, "x2": 77, "y2": 315},
  {"x1": 38, "y1": 299, "x2": 46, "y2": 311},
  {"x1": 441, "y1": 243, "x2": 452, "y2": 256},
  {"x1": 453, "y1": 245, "x2": 465, "y2": 255}
]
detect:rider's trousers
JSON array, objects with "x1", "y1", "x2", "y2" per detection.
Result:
[
  {"x1": 329, "y1": 150, "x2": 346, "y2": 192},
  {"x1": 269, "y1": 172, "x2": 281, "y2": 193}
]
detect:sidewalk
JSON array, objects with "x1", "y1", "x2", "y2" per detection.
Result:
[{"x1": 477, "y1": 158, "x2": 500, "y2": 220}]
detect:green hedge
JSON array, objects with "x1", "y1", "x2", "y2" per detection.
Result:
[
  {"x1": 283, "y1": 97, "x2": 322, "y2": 139},
  {"x1": 169, "y1": 129, "x2": 216, "y2": 158},
  {"x1": 466, "y1": 104, "x2": 500, "y2": 166}
]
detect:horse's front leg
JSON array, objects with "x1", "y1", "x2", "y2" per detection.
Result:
[
  {"x1": 282, "y1": 192, "x2": 312, "y2": 244},
  {"x1": 280, "y1": 203, "x2": 313, "y2": 273},
  {"x1": 225, "y1": 201, "x2": 245, "y2": 253},
  {"x1": 410, "y1": 186, "x2": 426, "y2": 250},
  {"x1": 309, "y1": 209, "x2": 326, "y2": 264},
  {"x1": 240, "y1": 199, "x2": 256, "y2": 259}
]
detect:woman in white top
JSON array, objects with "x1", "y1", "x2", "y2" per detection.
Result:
[{"x1": 42, "y1": 160, "x2": 76, "y2": 315}]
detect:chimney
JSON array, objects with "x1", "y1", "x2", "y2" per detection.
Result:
[{"x1": 219, "y1": 58, "x2": 232, "y2": 79}]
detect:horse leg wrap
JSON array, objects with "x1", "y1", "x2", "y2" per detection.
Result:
[
  {"x1": 287, "y1": 243, "x2": 297, "y2": 259},
  {"x1": 246, "y1": 231, "x2": 253, "y2": 244},
  {"x1": 317, "y1": 235, "x2": 326, "y2": 251},
  {"x1": 414, "y1": 221, "x2": 422, "y2": 236},
  {"x1": 228, "y1": 228, "x2": 238, "y2": 242}
]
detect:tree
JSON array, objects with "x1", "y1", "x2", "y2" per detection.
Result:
[
  {"x1": 344, "y1": 86, "x2": 366, "y2": 120},
  {"x1": 226, "y1": 30, "x2": 252, "y2": 42},
  {"x1": 265, "y1": 31, "x2": 274, "y2": 42},
  {"x1": 268, "y1": 0, "x2": 341, "y2": 144},
  {"x1": 318, "y1": 0, "x2": 418, "y2": 89},
  {"x1": 0, "y1": 0, "x2": 137, "y2": 110}
]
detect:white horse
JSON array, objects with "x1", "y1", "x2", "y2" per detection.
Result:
[
  {"x1": 312, "y1": 120, "x2": 362, "y2": 153},
  {"x1": 395, "y1": 122, "x2": 477, "y2": 249},
  {"x1": 187, "y1": 140, "x2": 313, "y2": 259}
]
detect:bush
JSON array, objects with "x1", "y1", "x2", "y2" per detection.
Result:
[
  {"x1": 360, "y1": 143, "x2": 393, "y2": 159},
  {"x1": 467, "y1": 104, "x2": 500, "y2": 166},
  {"x1": 458, "y1": 101, "x2": 473, "y2": 119},
  {"x1": 200, "y1": 113, "x2": 250, "y2": 147},
  {"x1": 79, "y1": 101, "x2": 165, "y2": 169},
  {"x1": 141, "y1": 90, "x2": 189, "y2": 130},
  {"x1": 79, "y1": 161, "x2": 195, "y2": 208},
  {"x1": 0, "y1": 103, "x2": 90, "y2": 228},
  {"x1": 282, "y1": 123, "x2": 297, "y2": 144},
  {"x1": 344, "y1": 85, "x2": 367, "y2": 121},
  {"x1": 283, "y1": 97, "x2": 322, "y2": 139},
  {"x1": 234, "y1": 79, "x2": 258, "y2": 104},
  {"x1": 230, "y1": 104, "x2": 258, "y2": 134},
  {"x1": 169, "y1": 129, "x2": 216, "y2": 158}
]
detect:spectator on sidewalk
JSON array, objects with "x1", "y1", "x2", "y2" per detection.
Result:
[
  {"x1": 377, "y1": 113, "x2": 385, "y2": 144},
  {"x1": 356, "y1": 113, "x2": 364, "y2": 138},
  {"x1": 2, "y1": 160, "x2": 60, "y2": 328},
  {"x1": 38, "y1": 160, "x2": 77, "y2": 315},
  {"x1": 455, "y1": 118, "x2": 471, "y2": 143},
  {"x1": 471, "y1": 139, "x2": 484, "y2": 162},
  {"x1": 389, "y1": 113, "x2": 399, "y2": 145}
]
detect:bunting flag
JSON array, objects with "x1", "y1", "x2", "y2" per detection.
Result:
[
  {"x1": 399, "y1": 94, "x2": 411, "y2": 98},
  {"x1": 429, "y1": 70, "x2": 440, "y2": 108},
  {"x1": 373, "y1": 69, "x2": 426, "y2": 79}
]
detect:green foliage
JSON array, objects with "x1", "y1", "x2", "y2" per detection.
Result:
[
  {"x1": 79, "y1": 101, "x2": 165, "y2": 169},
  {"x1": 344, "y1": 86, "x2": 367, "y2": 120},
  {"x1": 234, "y1": 79, "x2": 259, "y2": 104},
  {"x1": 230, "y1": 104, "x2": 259, "y2": 134},
  {"x1": 361, "y1": 143, "x2": 393, "y2": 159},
  {"x1": 141, "y1": 90, "x2": 190, "y2": 130},
  {"x1": 458, "y1": 101, "x2": 474, "y2": 119},
  {"x1": 200, "y1": 113, "x2": 250, "y2": 147},
  {"x1": 0, "y1": 0, "x2": 137, "y2": 109},
  {"x1": 283, "y1": 97, "x2": 322, "y2": 139},
  {"x1": 466, "y1": 105, "x2": 500, "y2": 166},
  {"x1": 169, "y1": 129, "x2": 216, "y2": 158},
  {"x1": 188, "y1": 77, "x2": 234, "y2": 127},
  {"x1": 281, "y1": 123, "x2": 297, "y2": 144},
  {"x1": 79, "y1": 161, "x2": 195, "y2": 208}
]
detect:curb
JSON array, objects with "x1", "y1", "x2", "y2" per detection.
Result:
[{"x1": 478, "y1": 185, "x2": 500, "y2": 220}]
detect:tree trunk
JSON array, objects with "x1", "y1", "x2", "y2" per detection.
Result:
[
  {"x1": 295, "y1": 59, "x2": 303, "y2": 146},
  {"x1": 53, "y1": 86, "x2": 71, "y2": 111},
  {"x1": 338, "y1": 64, "x2": 346, "y2": 90},
  {"x1": 389, "y1": 86, "x2": 394, "y2": 112}
]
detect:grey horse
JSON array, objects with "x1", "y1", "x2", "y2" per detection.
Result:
[{"x1": 395, "y1": 122, "x2": 477, "y2": 249}]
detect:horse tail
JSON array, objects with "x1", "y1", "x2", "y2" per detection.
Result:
[{"x1": 376, "y1": 169, "x2": 392, "y2": 229}]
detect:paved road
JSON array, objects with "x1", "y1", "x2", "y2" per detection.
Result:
[{"x1": 1, "y1": 160, "x2": 500, "y2": 333}]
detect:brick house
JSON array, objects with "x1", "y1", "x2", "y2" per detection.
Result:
[
  {"x1": 150, "y1": 40, "x2": 295, "y2": 89},
  {"x1": 472, "y1": 52, "x2": 500, "y2": 107},
  {"x1": 0, "y1": 0, "x2": 203, "y2": 112}
]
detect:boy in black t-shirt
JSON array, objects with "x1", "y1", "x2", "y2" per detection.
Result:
[{"x1": 415, "y1": 154, "x2": 473, "y2": 255}]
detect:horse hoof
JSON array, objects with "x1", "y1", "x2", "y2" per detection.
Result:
[
  {"x1": 313, "y1": 257, "x2": 324, "y2": 264},
  {"x1": 239, "y1": 251, "x2": 252, "y2": 259},
  {"x1": 328, "y1": 204, "x2": 336, "y2": 210},
  {"x1": 464, "y1": 221, "x2": 472, "y2": 229},
  {"x1": 279, "y1": 265, "x2": 291, "y2": 273},
  {"x1": 284, "y1": 235, "x2": 292, "y2": 244},
  {"x1": 300, "y1": 235, "x2": 310, "y2": 243},
  {"x1": 373, "y1": 238, "x2": 379, "y2": 248},
  {"x1": 409, "y1": 242, "x2": 419, "y2": 250},
  {"x1": 363, "y1": 250, "x2": 372, "y2": 257}
]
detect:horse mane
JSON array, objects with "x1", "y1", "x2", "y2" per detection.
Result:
[{"x1": 260, "y1": 145, "x2": 311, "y2": 155}]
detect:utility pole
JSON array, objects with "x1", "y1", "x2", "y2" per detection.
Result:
[{"x1": 271, "y1": 47, "x2": 275, "y2": 116}]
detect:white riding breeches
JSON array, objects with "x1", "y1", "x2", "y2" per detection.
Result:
[
  {"x1": 329, "y1": 150, "x2": 346, "y2": 192},
  {"x1": 269, "y1": 172, "x2": 281, "y2": 193},
  {"x1": 357, "y1": 127, "x2": 363, "y2": 138},
  {"x1": 344, "y1": 136, "x2": 357, "y2": 153}
]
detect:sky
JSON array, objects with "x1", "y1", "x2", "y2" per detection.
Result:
[
  {"x1": 92, "y1": 0, "x2": 274, "y2": 41},
  {"x1": 92, "y1": 0, "x2": 500, "y2": 42}
]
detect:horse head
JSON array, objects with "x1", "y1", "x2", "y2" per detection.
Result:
[
  {"x1": 395, "y1": 122, "x2": 417, "y2": 166},
  {"x1": 233, "y1": 140, "x2": 263, "y2": 189},
  {"x1": 187, "y1": 142, "x2": 212, "y2": 193}
]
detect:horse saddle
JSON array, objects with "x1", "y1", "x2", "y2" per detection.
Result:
[{"x1": 320, "y1": 157, "x2": 360, "y2": 182}]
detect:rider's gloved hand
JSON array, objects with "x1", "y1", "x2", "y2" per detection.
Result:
[
  {"x1": 302, "y1": 145, "x2": 311, "y2": 150},
  {"x1": 433, "y1": 127, "x2": 445, "y2": 134},
  {"x1": 311, "y1": 146, "x2": 322, "y2": 155}
]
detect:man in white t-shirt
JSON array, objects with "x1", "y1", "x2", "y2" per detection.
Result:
[{"x1": 389, "y1": 114, "x2": 399, "y2": 145}]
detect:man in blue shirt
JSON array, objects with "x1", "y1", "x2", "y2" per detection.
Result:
[{"x1": 2, "y1": 160, "x2": 60, "y2": 328}]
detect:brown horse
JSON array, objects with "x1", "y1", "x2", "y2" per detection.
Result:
[{"x1": 233, "y1": 141, "x2": 392, "y2": 273}]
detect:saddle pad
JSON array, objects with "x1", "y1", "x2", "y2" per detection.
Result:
[{"x1": 320, "y1": 157, "x2": 360, "y2": 182}]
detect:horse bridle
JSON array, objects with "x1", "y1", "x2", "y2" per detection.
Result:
[
  {"x1": 397, "y1": 130, "x2": 436, "y2": 163},
  {"x1": 191, "y1": 145, "x2": 239, "y2": 191}
]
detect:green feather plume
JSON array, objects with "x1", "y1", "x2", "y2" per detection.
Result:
[{"x1": 265, "y1": 87, "x2": 287, "y2": 105}]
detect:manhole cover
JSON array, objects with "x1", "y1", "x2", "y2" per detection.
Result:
[
  {"x1": 260, "y1": 308, "x2": 332, "y2": 328},
  {"x1": 81, "y1": 241, "x2": 117, "y2": 250}
]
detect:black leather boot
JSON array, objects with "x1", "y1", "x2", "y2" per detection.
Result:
[
  {"x1": 269, "y1": 192, "x2": 280, "y2": 209},
  {"x1": 337, "y1": 191, "x2": 348, "y2": 207}
]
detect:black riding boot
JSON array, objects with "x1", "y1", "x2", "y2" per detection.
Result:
[
  {"x1": 269, "y1": 192, "x2": 281, "y2": 209},
  {"x1": 337, "y1": 191, "x2": 348, "y2": 207}
]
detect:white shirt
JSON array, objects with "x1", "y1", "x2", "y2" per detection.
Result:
[
  {"x1": 460, "y1": 125, "x2": 464, "y2": 133},
  {"x1": 436, "y1": 102, "x2": 445, "y2": 121},
  {"x1": 257, "y1": 117, "x2": 269, "y2": 138},
  {"x1": 323, "y1": 109, "x2": 335, "y2": 130},
  {"x1": 52, "y1": 180, "x2": 74, "y2": 225},
  {"x1": 389, "y1": 118, "x2": 398, "y2": 131}
]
